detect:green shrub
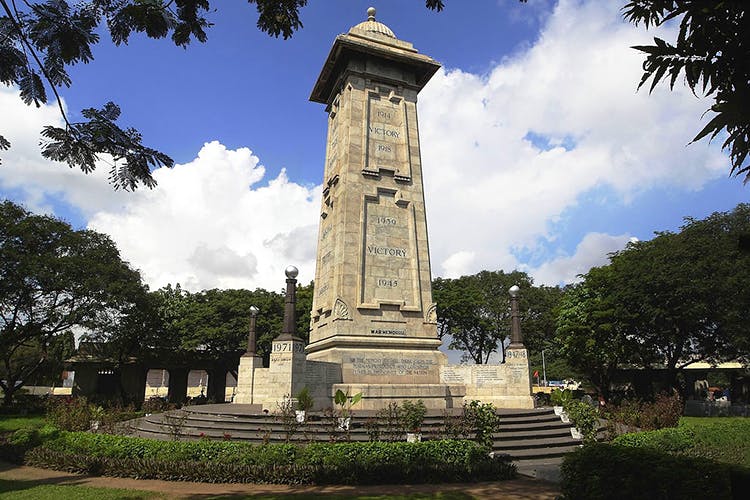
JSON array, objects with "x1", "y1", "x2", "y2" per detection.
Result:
[
  {"x1": 551, "y1": 389, "x2": 573, "y2": 407},
  {"x1": 561, "y1": 443, "x2": 733, "y2": 500},
  {"x1": 8, "y1": 428, "x2": 41, "y2": 448},
  {"x1": 24, "y1": 448, "x2": 316, "y2": 484},
  {"x1": 564, "y1": 400, "x2": 599, "y2": 443},
  {"x1": 295, "y1": 387, "x2": 314, "y2": 412},
  {"x1": 612, "y1": 426, "x2": 694, "y2": 454},
  {"x1": 401, "y1": 400, "x2": 427, "y2": 432},
  {"x1": 606, "y1": 393, "x2": 683, "y2": 432},
  {"x1": 613, "y1": 418, "x2": 750, "y2": 469},
  {"x1": 463, "y1": 401, "x2": 499, "y2": 449},
  {"x1": 46, "y1": 396, "x2": 97, "y2": 431},
  {"x1": 30, "y1": 432, "x2": 513, "y2": 485},
  {"x1": 679, "y1": 418, "x2": 750, "y2": 468}
]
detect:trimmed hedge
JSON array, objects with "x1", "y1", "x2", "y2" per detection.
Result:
[
  {"x1": 26, "y1": 432, "x2": 515, "y2": 485},
  {"x1": 561, "y1": 443, "x2": 749, "y2": 500}
]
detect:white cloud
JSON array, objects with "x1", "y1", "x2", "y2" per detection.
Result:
[
  {"x1": 0, "y1": 86, "x2": 134, "y2": 217},
  {"x1": 529, "y1": 232, "x2": 631, "y2": 286},
  {"x1": 0, "y1": 87, "x2": 321, "y2": 291},
  {"x1": 87, "y1": 142, "x2": 322, "y2": 292},
  {"x1": 1, "y1": 1, "x2": 733, "y2": 294},
  {"x1": 420, "y1": 0, "x2": 727, "y2": 283}
]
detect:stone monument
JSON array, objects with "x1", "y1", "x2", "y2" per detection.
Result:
[
  {"x1": 234, "y1": 9, "x2": 534, "y2": 411},
  {"x1": 305, "y1": 7, "x2": 459, "y2": 409}
]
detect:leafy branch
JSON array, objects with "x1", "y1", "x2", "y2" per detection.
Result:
[{"x1": 624, "y1": 1, "x2": 749, "y2": 182}]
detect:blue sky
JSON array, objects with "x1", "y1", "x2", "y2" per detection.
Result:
[{"x1": 1, "y1": 0, "x2": 746, "y2": 293}]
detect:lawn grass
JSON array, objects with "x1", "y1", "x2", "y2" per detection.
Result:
[
  {"x1": 678, "y1": 416, "x2": 750, "y2": 468},
  {"x1": 0, "y1": 415, "x2": 46, "y2": 433},
  {"x1": 0, "y1": 479, "x2": 164, "y2": 499},
  {"x1": 0, "y1": 479, "x2": 474, "y2": 500}
]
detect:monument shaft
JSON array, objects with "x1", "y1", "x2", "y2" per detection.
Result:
[{"x1": 307, "y1": 13, "x2": 445, "y2": 385}]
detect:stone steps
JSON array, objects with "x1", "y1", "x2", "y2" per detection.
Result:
[{"x1": 129, "y1": 404, "x2": 584, "y2": 469}]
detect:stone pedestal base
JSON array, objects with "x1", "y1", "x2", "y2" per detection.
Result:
[
  {"x1": 234, "y1": 355, "x2": 263, "y2": 405},
  {"x1": 306, "y1": 336, "x2": 447, "y2": 385},
  {"x1": 333, "y1": 383, "x2": 465, "y2": 410}
]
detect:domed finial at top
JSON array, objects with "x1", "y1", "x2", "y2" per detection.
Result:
[{"x1": 367, "y1": 7, "x2": 376, "y2": 20}]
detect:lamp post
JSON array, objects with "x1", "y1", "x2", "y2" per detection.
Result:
[
  {"x1": 508, "y1": 285, "x2": 524, "y2": 348},
  {"x1": 245, "y1": 305, "x2": 259, "y2": 355},
  {"x1": 542, "y1": 349, "x2": 548, "y2": 387}
]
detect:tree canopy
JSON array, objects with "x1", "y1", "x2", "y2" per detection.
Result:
[
  {"x1": 0, "y1": 199, "x2": 145, "y2": 404},
  {"x1": 433, "y1": 270, "x2": 560, "y2": 364},
  {"x1": 556, "y1": 203, "x2": 750, "y2": 393},
  {"x1": 132, "y1": 280, "x2": 313, "y2": 361}
]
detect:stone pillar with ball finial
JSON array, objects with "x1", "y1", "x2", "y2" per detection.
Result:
[
  {"x1": 234, "y1": 267, "x2": 308, "y2": 408},
  {"x1": 264, "y1": 266, "x2": 308, "y2": 409},
  {"x1": 233, "y1": 304, "x2": 264, "y2": 404},
  {"x1": 504, "y1": 285, "x2": 534, "y2": 407}
]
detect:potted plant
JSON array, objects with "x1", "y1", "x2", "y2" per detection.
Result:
[
  {"x1": 551, "y1": 389, "x2": 573, "y2": 417},
  {"x1": 564, "y1": 400, "x2": 599, "y2": 443},
  {"x1": 334, "y1": 388, "x2": 362, "y2": 430},
  {"x1": 401, "y1": 400, "x2": 427, "y2": 442},
  {"x1": 295, "y1": 387, "x2": 314, "y2": 423}
]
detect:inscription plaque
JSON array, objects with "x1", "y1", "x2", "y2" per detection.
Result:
[
  {"x1": 364, "y1": 91, "x2": 410, "y2": 178},
  {"x1": 349, "y1": 357, "x2": 434, "y2": 376},
  {"x1": 360, "y1": 190, "x2": 421, "y2": 310}
]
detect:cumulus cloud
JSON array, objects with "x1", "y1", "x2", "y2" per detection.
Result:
[
  {"x1": 0, "y1": 87, "x2": 321, "y2": 291},
  {"x1": 1, "y1": 0, "x2": 732, "y2": 292},
  {"x1": 419, "y1": 0, "x2": 726, "y2": 284},
  {"x1": 87, "y1": 142, "x2": 322, "y2": 292},
  {"x1": 529, "y1": 232, "x2": 632, "y2": 286}
]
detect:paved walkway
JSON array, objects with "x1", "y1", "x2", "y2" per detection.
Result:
[{"x1": 0, "y1": 461, "x2": 560, "y2": 499}]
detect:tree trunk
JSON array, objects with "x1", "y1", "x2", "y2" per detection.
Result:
[{"x1": 3, "y1": 385, "x2": 16, "y2": 406}]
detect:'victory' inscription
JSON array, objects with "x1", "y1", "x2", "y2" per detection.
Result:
[{"x1": 367, "y1": 245, "x2": 406, "y2": 258}]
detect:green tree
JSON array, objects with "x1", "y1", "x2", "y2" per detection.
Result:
[
  {"x1": 557, "y1": 203, "x2": 750, "y2": 393},
  {"x1": 555, "y1": 267, "x2": 639, "y2": 398},
  {"x1": 295, "y1": 280, "x2": 313, "y2": 341},
  {"x1": 624, "y1": 1, "x2": 750, "y2": 182},
  {"x1": 0, "y1": 199, "x2": 145, "y2": 404},
  {"x1": 433, "y1": 270, "x2": 553, "y2": 364}
]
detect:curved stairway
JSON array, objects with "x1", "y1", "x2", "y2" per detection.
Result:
[{"x1": 130, "y1": 404, "x2": 580, "y2": 476}]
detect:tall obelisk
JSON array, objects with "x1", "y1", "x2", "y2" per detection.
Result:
[{"x1": 307, "y1": 8, "x2": 447, "y2": 391}]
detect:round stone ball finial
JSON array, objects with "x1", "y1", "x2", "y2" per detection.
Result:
[
  {"x1": 285, "y1": 265, "x2": 299, "y2": 279},
  {"x1": 367, "y1": 7, "x2": 376, "y2": 20},
  {"x1": 509, "y1": 285, "x2": 520, "y2": 298}
]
